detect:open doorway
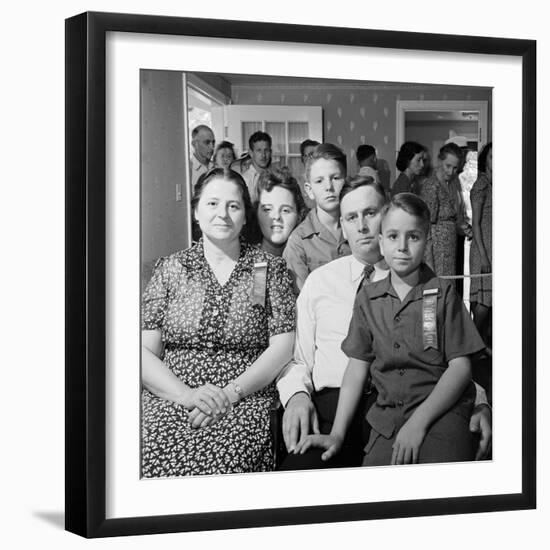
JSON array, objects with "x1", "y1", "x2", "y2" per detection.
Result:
[{"x1": 396, "y1": 100, "x2": 488, "y2": 154}]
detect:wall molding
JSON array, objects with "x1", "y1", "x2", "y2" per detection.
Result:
[{"x1": 231, "y1": 83, "x2": 489, "y2": 92}]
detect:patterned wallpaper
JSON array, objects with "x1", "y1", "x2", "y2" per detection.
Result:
[{"x1": 232, "y1": 83, "x2": 492, "y2": 185}]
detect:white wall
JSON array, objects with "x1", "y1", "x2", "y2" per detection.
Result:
[{"x1": 1, "y1": 2, "x2": 547, "y2": 549}]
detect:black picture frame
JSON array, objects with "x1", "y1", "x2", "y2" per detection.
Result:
[{"x1": 65, "y1": 11, "x2": 536, "y2": 538}]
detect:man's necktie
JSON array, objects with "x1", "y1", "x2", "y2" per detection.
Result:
[{"x1": 357, "y1": 263, "x2": 375, "y2": 293}]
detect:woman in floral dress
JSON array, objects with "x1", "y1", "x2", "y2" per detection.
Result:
[
  {"x1": 141, "y1": 168, "x2": 296, "y2": 477},
  {"x1": 469, "y1": 142, "x2": 493, "y2": 347},
  {"x1": 420, "y1": 143, "x2": 463, "y2": 278}
]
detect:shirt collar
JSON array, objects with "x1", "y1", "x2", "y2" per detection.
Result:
[
  {"x1": 244, "y1": 162, "x2": 259, "y2": 175},
  {"x1": 350, "y1": 255, "x2": 388, "y2": 283},
  {"x1": 350, "y1": 255, "x2": 367, "y2": 282},
  {"x1": 366, "y1": 263, "x2": 438, "y2": 300},
  {"x1": 191, "y1": 153, "x2": 211, "y2": 172},
  {"x1": 299, "y1": 208, "x2": 323, "y2": 239}
]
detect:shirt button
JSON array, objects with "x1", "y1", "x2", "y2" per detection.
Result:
[
  {"x1": 395, "y1": 316, "x2": 401, "y2": 323},
  {"x1": 394, "y1": 342, "x2": 400, "y2": 349},
  {"x1": 397, "y1": 400, "x2": 404, "y2": 407}
]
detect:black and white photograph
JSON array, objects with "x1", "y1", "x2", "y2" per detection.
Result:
[
  {"x1": 58, "y1": 7, "x2": 539, "y2": 541},
  {"x1": 140, "y1": 70, "x2": 494, "y2": 478}
]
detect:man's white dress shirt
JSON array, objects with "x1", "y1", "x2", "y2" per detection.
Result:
[{"x1": 276, "y1": 254, "x2": 388, "y2": 406}]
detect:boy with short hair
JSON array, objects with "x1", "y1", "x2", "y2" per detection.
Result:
[{"x1": 283, "y1": 143, "x2": 351, "y2": 293}]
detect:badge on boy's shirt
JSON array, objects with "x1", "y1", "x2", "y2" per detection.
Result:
[{"x1": 422, "y1": 288, "x2": 438, "y2": 350}]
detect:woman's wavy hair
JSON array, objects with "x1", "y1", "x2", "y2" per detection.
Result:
[
  {"x1": 213, "y1": 141, "x2": 236, "y2": 164},
  {"x1": 396, "y1": 141, "x2": 426, "y2": 172},
  {"x1": 437, "y1": 142, "x2": 463, "y2": 163},
  {"x1": 191, "y1": 168, "x2": 256, "y2": 241},
  {"x1": 249, "y1": 168, "x2": 308, "y2": 244}
]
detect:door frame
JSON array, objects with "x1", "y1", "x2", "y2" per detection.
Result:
[{"x1": 396, "y1": 100, "x2": 489, "y2": 155}]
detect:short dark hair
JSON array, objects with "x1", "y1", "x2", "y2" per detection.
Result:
[
  {"x1": 191, "y1": 168, "x2": 255, "y2": 241},
  {"x1": 380, "y1": 192, "x2": 431, "y2": 236},
  {"x1": 438, "y1": 142, "x2": 463, "y2": 163},
  {"x1": 300, "y1": 139, "x2": 320, "y2": 158},
  {"x1": 305, "y1": 143, "x2": 347, "y2": 182},
  {"x1": 396, "y1": 141, "x2": 425, "y2": 172},
  {"x1": 339, "y1": 174, "x2": 388, "y2": 205},
  {"x1": 356, "y1": 144, "x2": 376, "y2": 164},
  {"x1": 257, "y1": 168, "x2": 308, "y2": 222},
  {"x1": 215, "y1": 140, "x2": 236, "y2": 154},
  {"x1": 477, "y1": 142, "x2": 492, "y2": 174},
  {"x1": 249, "y1": 131, "x2": 272, "y2": 150},
  {"x1": 191, "y1": 124, "x2": 213, "y2": 139}
]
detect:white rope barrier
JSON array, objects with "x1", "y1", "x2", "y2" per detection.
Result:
[{"x1": 439, "y1": 273, "x2": 492, "y2": 279}]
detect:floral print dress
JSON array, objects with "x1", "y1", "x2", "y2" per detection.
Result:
[
  {"x1": 141, "y1": 240, "x2": 295, "y2": 477},
  {"x1": 421, "y1": 175, "x2": 458, "y2": 278}
]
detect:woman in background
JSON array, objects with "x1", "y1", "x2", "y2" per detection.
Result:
[
  {"x1": 141, "y1": 168, "x2": 295, "y2": 476},
  {"x1": 391, "y1": 141, "x2": 426, "y2": 196},
  {"x1": 420, "y1": 143, "x2": 463, "y2": 279},
  {"x1": 469, "y1": 142, "x2": 493, "y2": 348},
  {"x1": 213, "y1": 141, "x2": 237, "y2": 169}
]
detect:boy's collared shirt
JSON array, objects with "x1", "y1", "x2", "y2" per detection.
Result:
[
  {"x1": 283, "y1": 208, "x2": 351, "y2": 293},
  {"x1": 341, "y1": 264, "x2": 485, "y2": 439}
]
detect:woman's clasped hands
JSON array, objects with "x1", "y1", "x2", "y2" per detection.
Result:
[{"x1": 181, "y1": 383, "x2": 233, "y2": 429}]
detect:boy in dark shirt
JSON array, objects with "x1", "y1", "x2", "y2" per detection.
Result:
[{"x1": 295, "y1": 192, "x2": 485, "y2": 465}]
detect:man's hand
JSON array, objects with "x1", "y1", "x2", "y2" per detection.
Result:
[
  {"x1": 282, "y1": 392, "x2": 319, "y2": 453},
  {"x1": 470, "y1": 403, "x2": 492, "y2": 460}
]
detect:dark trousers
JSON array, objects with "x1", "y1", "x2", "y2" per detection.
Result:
[
  {"x1": 363, "y1": 407, "x2": 476, "y2": 466},
  {"x1": 278, "y1": 388, "x2": 376, "y2": 471}
]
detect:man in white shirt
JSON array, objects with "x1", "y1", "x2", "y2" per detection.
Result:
[
  {"x1": 190, "y1": 125, "x2": 215, "y2": 188},
  {"x1": 276, "y1": 176, "x2": 492, "y2": 470}
]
